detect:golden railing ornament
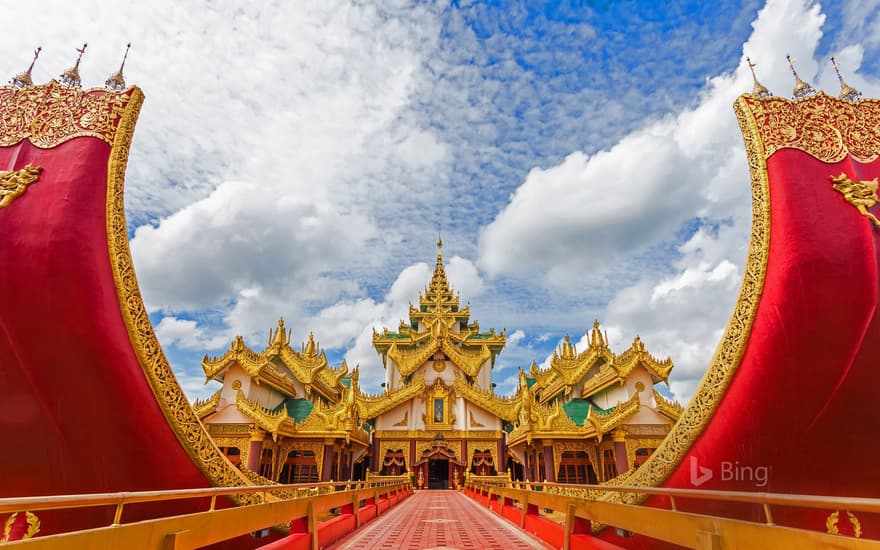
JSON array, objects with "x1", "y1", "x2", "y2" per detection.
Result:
[{"x1": 831, "y1": 173, "x2": 880, "y2": 227}]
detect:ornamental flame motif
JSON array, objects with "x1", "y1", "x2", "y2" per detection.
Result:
[
  {"x1": 0, "y1": 164, "x2": 42, "y2": 208},
  {"x1": 831, "y1": 173, "x2": 880, "y2": 227}
]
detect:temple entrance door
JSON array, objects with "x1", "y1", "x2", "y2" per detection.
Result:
[{"x1": 428, "y1": 458, "x2": 449, "y2": 489}]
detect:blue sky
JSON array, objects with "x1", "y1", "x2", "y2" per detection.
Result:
[{"x1": 3, "y1": 0, "x2": 878, "y2": 400}]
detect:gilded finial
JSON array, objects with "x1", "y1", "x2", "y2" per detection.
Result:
[
  {"x1": 105, "y1": 43, "x2": 131, "y2": 91},
  {"x1": 830, "y1": 57, "x2": 861, "y2": 102},
  {"x1": 745, "y1": 57, "x2": 772, "y2": 99},
  {"x1": 10, "y1": 47, "x2": 41, "y2": 88},
  {"x1": 785, "y1": 54, "x2": 815, "y2": 99},
  {"x1": 60, "y1": 43, "x2": 88, "y2": 88}
]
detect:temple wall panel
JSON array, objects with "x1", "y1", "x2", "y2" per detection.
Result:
[
  {"x1": 464, "y1": 402, "x2": 500, "y2": 430},
  {"x1": 219, "y1": 364, "x2": 251, "y2": 404},
  {"x1": 246, "y1": 380, "x2": 284, "y2": 409},
  {"x1": 374, "y1": 401, "x2": 412, "y2": 430}
]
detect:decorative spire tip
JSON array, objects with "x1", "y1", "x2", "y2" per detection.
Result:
[
  {"x1": 10, "y1": 46, "x2": 41, "y2": 88},
  {"x1": 59, "y1": 43, "x2": 88, "y2": 88},
  {"x1": 785, "y1": 54, "x2": 816, "y2": 100},
  {"x1": 745, "y1": 56, "x2": 772, "y2": 99},
  {"x1": 830, "y1": 57, "x2": 861, "y2": 102},
  {"x1": 105, "y1": 42, "x2": 131, "y2": 91}
]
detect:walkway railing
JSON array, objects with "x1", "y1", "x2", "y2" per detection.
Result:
[
  {"x1": 0, "y1": 480, "x2": 411, "y2": 549},
  {"x1": 464, "y1": 480, "x2": 880, "y2": 549}
]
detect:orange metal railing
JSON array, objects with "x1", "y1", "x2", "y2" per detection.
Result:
[
  {"x1": 0, "y1": 479, "x2": 411, "y2": 549},
  {"x1": 465, "y1": 480, "x2": 880, "y2": 549}
]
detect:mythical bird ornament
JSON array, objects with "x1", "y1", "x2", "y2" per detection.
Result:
[
  {"x1": 831, "y1": 173, "x2": 880, "y2": 227},
  {"x1": 0, "y1": 165, "x2": 42, "y2": 208}
]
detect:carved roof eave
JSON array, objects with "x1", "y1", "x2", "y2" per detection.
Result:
[
  {"x1": 585, "y1": 391, "x2": 641, "y2": 440},
  {"x1": 614, "y1": 347, "x2": 674, "y2": 383},
  {"x1": 234, "y1": 390, "x2": 295, "y2": 436},
  {"x1": 453, "y1": 373, "x2": 519, "y2": 422},
  {"x1": 579, "y1": 364, "x2": 625, "y2": 399},
  {"x1": 507, "y1": 402, "x2": 594, "y2": 447},
  {"x1": 439, "y1": 339, "x2": 492, "y2": 377},
  {"x1": 653, "y1": 389, "x2": 684, "y2": 422},
  {"x1": 202, "y1": 339, "x2": 265, "y2": 381},
  {"x1": 192, "y1": 389, "x2": 221, "y2": 419},
  {"x1": 388, "y1": 339, "x2": 441, "y2": 377},
  {"x1": 357, "y1": 374, "x2": 427, "y2": 419},
  {"x1": 276, "y1": 347, "x2": 343, "y2": 400}
]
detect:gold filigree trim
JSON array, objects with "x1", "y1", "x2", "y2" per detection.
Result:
[
  {"x1": 0, "y1": 164, "x2": 42, "y2": 208},
  {"x1": 744, "y1": 92, "x2": 880, "y2": 163},
  {"x1": 0, "y1": 82, "x2": 132, "y2": 148},
  {"x1": 605, "y1": 94, "x2": 773, "y2": 498},
  {"x1": 105, "y1": 87, "x2": 255, "y2": 494},
  {"x1": 193, "y1": 389, "x2": 221, "y2": 419},
  {"x1": 831, "y1": 173, "x2": 880, "y2": 226}
]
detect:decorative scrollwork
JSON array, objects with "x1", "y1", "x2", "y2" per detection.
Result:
[
  {"x1": 0, "y1": 82, "x2": 132, "y2": 148},
  {"x1": 743, "y1": 92, "x2": 880, "y2": 163},
  {"x1": 826, "y1": 510, "x2": 862, "y2": 538}
]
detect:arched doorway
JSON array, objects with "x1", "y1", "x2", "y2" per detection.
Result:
[{"x1": 414, "y1": 434, "x2": 464, "y2": 490}]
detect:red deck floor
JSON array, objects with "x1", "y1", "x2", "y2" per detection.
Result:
[{"x1": 328, "y1": 490, "x2": 554, "y2": 550}]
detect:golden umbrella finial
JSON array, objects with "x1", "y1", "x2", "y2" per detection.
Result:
[
  {"x1": 785, "y1": 54, "x2": 816, "y2": 99},
  {"x1": 830, "y1": 57, "x2": 861, "y2": 102},
  {"x1": 60, "y1": 43, "x2": 88, "y2": 88},
  {"x1": 745, "y1": 57, "x2": 772, "y2": 99},
  {"x1": 10, "y1": 47, "x2": 42, "y2": 88},
  {"x1": 105, "y1": 43, "x2": 131, "y2": 91}
]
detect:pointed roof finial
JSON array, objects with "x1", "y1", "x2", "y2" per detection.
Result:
[
  {"x1": 746, "y1": 57, "x2": 772, "y2": 99},
  {"x1": 785, "y1": 54, "x2": 816, "y2": 99},
  {"x1": 105, "y1": 43, "x2": 131, "y2": 91},
  {"x1": 60, "y1": 43, "x2": 88, "y2": 88},
  {"x1": 830, "y1": 57, "x2": 861, "y2": 102},
  {"x1": 10, "y1": 47, "x2": 41, "y2": 88}
]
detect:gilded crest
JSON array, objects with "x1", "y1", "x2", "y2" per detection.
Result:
[
  {"x1": 0, "y1": 164, "x2": 42, "y2": 208},
  {"x1": 1, "y1": 511, "x2": 40, "y2": 542},
  {"x1": 830, "y1": 173, "x2": 880, "y2": 227}
]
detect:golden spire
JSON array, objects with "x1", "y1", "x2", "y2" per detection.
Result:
[
  {"x1": 746, "y1": 57, "x2": 772, "y2": 99},
  {"x1": 785, "y1": 54, "x2": 815, "y2": 99},
  {"x1": 830, "y1": 57, "x2": 862, "y2": 102},
  {"x1": 267, "y1": 317, "x2": 290, "y2": 349},
  {"x1": 105, "y1": 43, "x2": 131, "y2": 91},
  {"x1": 10, "y1": 47, "x2": 41, "y2": 88},
  {"x1": 589, "y1": 320, "x2": 606, "y2": 349},
  {"x1": 429, "y1": 233, "x2": 450, "y2": 293},
  {"x1": 303, "y1": 332, "x2": 317, "y2": 357},
  {"x1": 60, "y1": 43, "x2": 88, "y2": 88},
  {"x1": 560, "y1": 334, "x2": 575, "y2": 359}
]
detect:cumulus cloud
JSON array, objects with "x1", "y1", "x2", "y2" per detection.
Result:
[{"x1": 477, "y1": 0, "x2": 880, "y2": 402}]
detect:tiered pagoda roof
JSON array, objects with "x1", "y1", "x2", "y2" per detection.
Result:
[{"x1": 372, "y1": 239, "x2": 506, "y2": 378}]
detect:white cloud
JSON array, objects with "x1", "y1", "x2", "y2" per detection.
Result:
[
  {"x1": 155, "y1": 316, "x2": 229, "y2": 351},
  {"x1": 477, "y1": 0, "x2": 852, "y2": 403}
]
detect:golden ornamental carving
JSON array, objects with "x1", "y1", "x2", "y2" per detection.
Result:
[
  {"x1": 831, "y1": 173, "x2": 880, "y2": 226},
  {"x1": 652, "y1": 389, "x2": 684, "y2": 422},
  {"x1": 624, "y1": 438, "x2": 664, "y2": 471},
  {"x1": 604, "y1": 95, "x2": 773, "y2": 506},
  {"x1": 103, "y1": 87, "x2": 257, "y2": 498},
  {"x1": 212, "y1": 436, "x2": 250, "y2": 466},
  {"x1": 0, "y1": 164, "x2": 41, "y2": 208},
  {"x1": 742, "y1": 93, "x2": 880, "y2": 163},
  {"x1": 357, "y1": 375, "x2": 426, "y2": 420},
  {"x1": 453, "y1": 373, "x2": 519, "y2": 422},
  {"x1": 826, "y1": 510, "x2": 862, "y2": 538},
  {"x1": 466, "y1": 439, "x2": 498, "y2": 471},
  {"x1": 192, "y1": 389, "x2": 221, "y2": 419},
  {"x1": 235, "y1": 390, "x2": 290, "y2": 435},
  {"x1": 551, "y1": 440, "x2": 599, "y2": 482},
  {"x1": 0, "y1": 82, "x2": 132, "y2": 148},
  {"x1": 1, "y1": 511, "x2": 40, "y2": 542}
]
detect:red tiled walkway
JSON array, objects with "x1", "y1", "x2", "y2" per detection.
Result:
[{"x1": 329, "y1": 490, "x2": 553, "y2": 550}]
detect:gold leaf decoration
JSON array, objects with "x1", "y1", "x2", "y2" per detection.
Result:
[{"x1": 0, "y1": 164, "x2": 41, "y2": 208}]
